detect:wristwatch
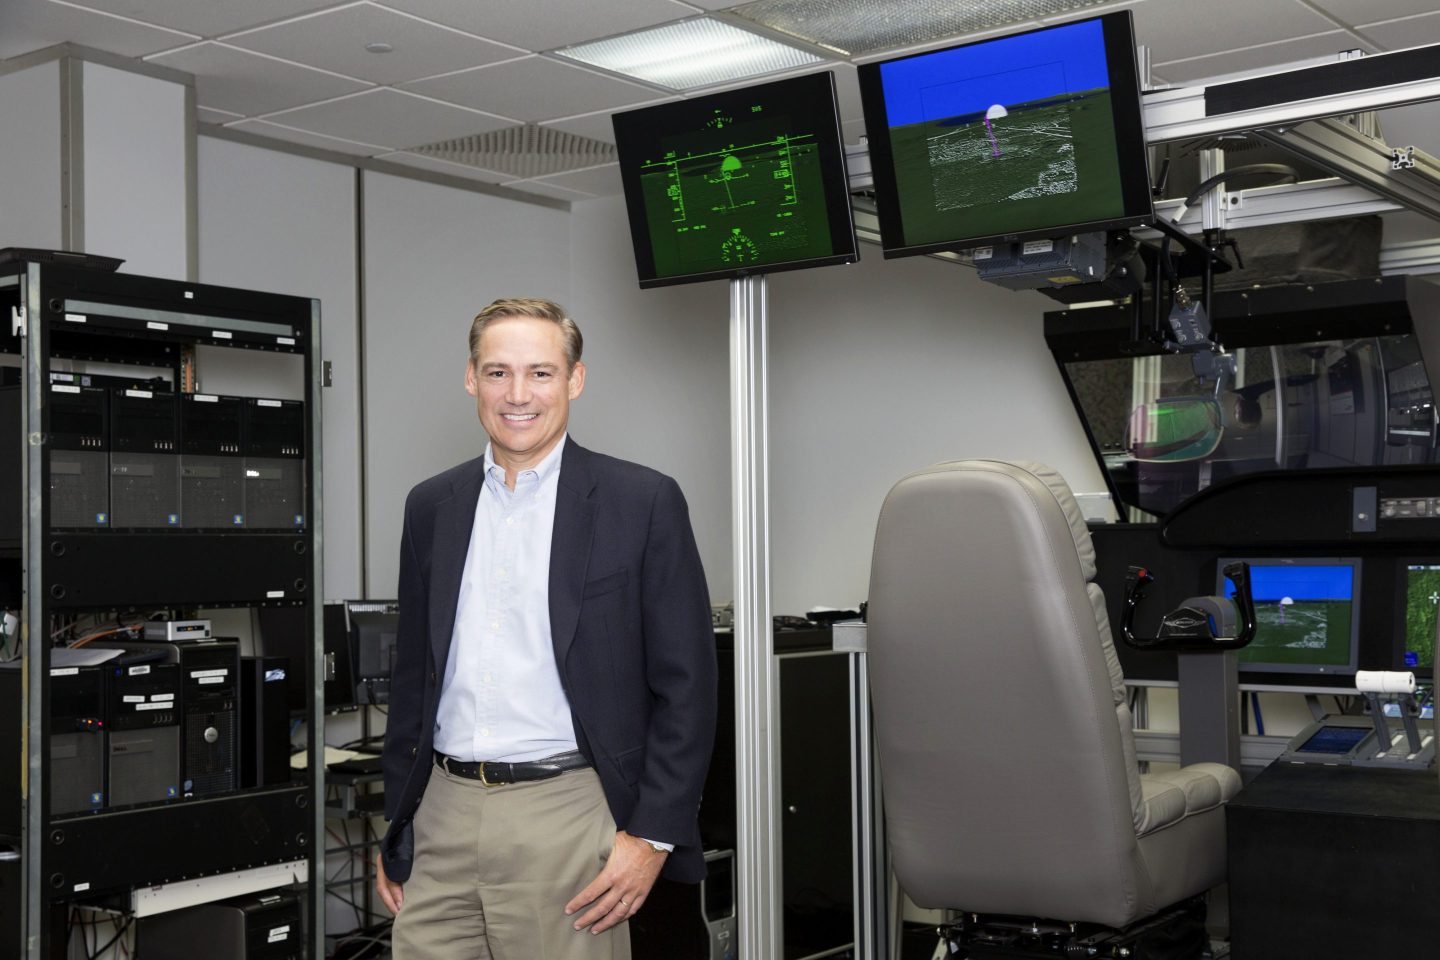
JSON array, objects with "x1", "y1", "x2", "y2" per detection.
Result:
[{"x1": 641, "y1": 837, "x2": 673, "y2": 853}]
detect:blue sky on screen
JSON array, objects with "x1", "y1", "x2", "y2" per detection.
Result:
[
  {"x1": 879, "y1": 17, "x2": 1109, "y2": 127},
  {"x1": 1247, "y1": 565, "x2": 1355, "y2": 603}
]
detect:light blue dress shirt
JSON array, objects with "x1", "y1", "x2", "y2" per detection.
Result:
[{"x1": 433, "y1": 438, "x2": 578, "y2": 764}]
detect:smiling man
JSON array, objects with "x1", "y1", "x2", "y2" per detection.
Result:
[{"x1": 375, "y1": 298, "x2": 717, "y2": 960}]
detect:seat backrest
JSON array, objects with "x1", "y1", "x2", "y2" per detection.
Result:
[{"x1": 868, "y1": 460, "x2": 1148, "y2": 922}]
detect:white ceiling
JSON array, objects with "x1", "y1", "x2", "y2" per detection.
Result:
[{"x1": 3, "y1": 0, "x2": 1439, "y2": 202}]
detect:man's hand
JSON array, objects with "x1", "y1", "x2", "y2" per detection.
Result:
[
  {"x1": 565, "y1": 831, "x2": 668, "y2": 934},
  {"x1": 375, "y1": 853, "x2": 405, "y2": 915}
]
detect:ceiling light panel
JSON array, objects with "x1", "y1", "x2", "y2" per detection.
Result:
[
  {"x1": 554, "y1": 17, "x2": 825, "y2": 91},
  {"x1": 730, "y1": 0, "x2": 1124, "y2": 57}
]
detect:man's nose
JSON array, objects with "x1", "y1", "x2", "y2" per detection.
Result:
[{"x1": 506, "y1": 377, "x2": 531, "y2": 404}]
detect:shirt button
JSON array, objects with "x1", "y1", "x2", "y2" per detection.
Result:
[
  {"x1": 505, "y1": 517, "x2": 514, "y2": 526},
  {"x1": 491, "y1": 621, "x2": 500, "y2": 631},
  {"x1": 480, "y1": 727, "x2": 491, "y2": 737},
  {"x1": 482, "y1": 672, "x2": 492, "y2": 683},
  {"x1": 496, "y1": 567, "x2": 507, "y2": 578}
]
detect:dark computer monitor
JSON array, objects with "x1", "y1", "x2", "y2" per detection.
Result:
[
  {"x1": 857, "y1": 11, "x2": 1152, "y2": 258},
  {"x1": 1217, "y1": 558, "x2": 1361, "y2": 675},
  {"x1": 347, "y1": 601, "x2": 398, "y2": 705},
  {"x1": 255, "y1": 602, "x2": 356, "y2": 713},
  {"x1": 611, "y1": 71, "x2": 858, "y2": 288},
  {"x1": 1399, "y1": 562, "x2": 1440, "y2": 673}
]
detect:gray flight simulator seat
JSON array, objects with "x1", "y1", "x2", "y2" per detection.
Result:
[{"x1": 867, "y1": 460, "x2": 1240, "y2": 948}]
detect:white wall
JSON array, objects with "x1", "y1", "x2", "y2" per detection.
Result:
[
  {"x1": 197, "y1": 135, "x2": 363, "y2": 599},
  {"x1": 765, "y1": 246, "x2": 1108, "y2": 615},
  {"x1": 0, "y1": 60, "x2": 62, "y2": 250},
  {"x1": 81, "y1": 61, "x2": 188, "y2": 280},
  {"x1": 567, "y1": 195, "x2": 733, "y2": 603},
  {"x1": 361, "y1": 171, "x2": 570, "y2": 598}
]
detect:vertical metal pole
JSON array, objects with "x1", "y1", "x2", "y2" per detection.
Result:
[
  {"x1": 21, "y1": 264, "x2": 47, "y2": 960},
  {"x1": 309, "y1": 299, "x2": 327, "y2": 959},
  {"x1": 847, "y1": 644, "x2": 889, "y2": 960},
  {"x1": 730, "y1": 274, "x2": 782, "y2": 960},
  {"x1": 1177, "y1": 652, "x2": 1241, "y2": 769}
]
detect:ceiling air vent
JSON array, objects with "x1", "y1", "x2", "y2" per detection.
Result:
[{"x1": 409, "y1": 123, "x2": 616, "y2": 179}]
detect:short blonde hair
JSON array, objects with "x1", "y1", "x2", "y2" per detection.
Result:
[{"x1": 468, "y1": 298, "x2": 583, "y2": 370}]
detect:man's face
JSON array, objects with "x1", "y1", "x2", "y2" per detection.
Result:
[{"x1": 465, "y1": 315, "x2": 585, "y2": 472}]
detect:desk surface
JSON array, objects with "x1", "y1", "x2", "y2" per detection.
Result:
[{"x1": 1229, "y1": 762, "x2": 1440, "y2": 821}]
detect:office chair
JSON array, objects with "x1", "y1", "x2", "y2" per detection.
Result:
[{"x1": 867, "y1": 460, "x2": 1239, "y2": 958}]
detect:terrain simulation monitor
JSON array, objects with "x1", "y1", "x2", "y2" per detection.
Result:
[
  {"x1": 611, "y1": 71, "x2": 858, "y2": 289},
  {"x1": 857, "y1": 11, "x2": 1152, "y2": 258},
  {"x1": 1216, "y1": 559, "x2": 1360, "y2": 675},
  {"x1": 1401, "y1": 563, "x2": 1440, "y2": 671}
]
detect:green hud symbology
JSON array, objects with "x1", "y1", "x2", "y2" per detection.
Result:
[{"x1": 637, "y1": 105, "x2": 836, "y2": 278}]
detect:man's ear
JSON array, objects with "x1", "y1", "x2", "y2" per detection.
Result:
[
  {"x1": 464, "y1": 359, "x2": 478, "y2": 397},
  {"x1": 568, "y1": 360, "x2": 587, "y2": 401}
]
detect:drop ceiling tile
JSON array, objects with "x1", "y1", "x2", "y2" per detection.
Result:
[
  {"x1": 226, "y1": 2, "x2": 521, "y2": 85},
  {"x1": 403, "y1": 57, "x2": 661, "y2": 123},
  {"x1": 0, "y1": 0, "x2": 197, "y2": 60},
  {"x1": 1377, "y1": 101, "x2": 1440, "y2": 152},
  {"x1": 266, "y1": 87, "x2": 511, "y2": 149},
  {"x1": 59, "y1": 0, "x2": 348, "y2": 38},
  {"x1": 1354, "y1": 12, "x2": 1440, "y2": 49},
  {"x1": 529, "y1": 162, "x2": 623, "y2": 196},
  {"x1": 500, "y1": 179, "x2": 594, "y2": 201},
  {"x1": 1314, "y1": 0, "x2": 1440, "y2": 26},
  {"x1": 380, "y1": 0, "x2": 695, "y2": 51},
  {"x1": 1131, "y1": 0, "x2": 1338, "y2": 65},
  {"x1": 147, "y1": 41, "x2": 370, "y2": 115},
  {"x1": 374, "y1": 150, "x2": 512, "y2": 182},
  {"x1": 540, "y1": 112, "x2": 624, "y2": 144},
  {"x1": 1153, "y1": 31, "x2": 1374, "y2": 84},
  {"x1": 226, "y1": 118, "x2": 392, "y2": 154},
  {"x1": 197, "y1": 105, "x2": 245, "y2": 124}
]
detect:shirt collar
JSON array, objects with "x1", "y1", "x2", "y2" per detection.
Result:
[{"x1": 483, "y1": 433, "x2": 567, "y2": 488}]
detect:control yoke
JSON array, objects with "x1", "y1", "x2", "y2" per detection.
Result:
[{"x1": 1122, "y1": 561, "x2": 1257, "y2": 651}]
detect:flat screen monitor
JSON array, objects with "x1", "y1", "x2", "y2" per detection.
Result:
[
  {"x1": 612, "y1": 71, "x2": 858, "y2": 288},
  {"x1": 1217, "y1": 558, "x2": 1360, "y2": 675},
  {"x1": 1401, "y1": 563, "x2": 1440, "y2": 672},
  {"x1": 857, "y1": 11, "x2": 1152, "y2": 258},
  {"x1": 347, "y1": 601, "x2": 399, "y2": 705}
]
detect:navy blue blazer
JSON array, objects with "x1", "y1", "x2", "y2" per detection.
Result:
[{"x1": 379, "y1": 438, "x2": 717, "y2": 884}]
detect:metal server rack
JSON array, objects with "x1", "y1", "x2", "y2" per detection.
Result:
[{"x1": 1, "y1": 260, "x2": 325, "y2": 959}]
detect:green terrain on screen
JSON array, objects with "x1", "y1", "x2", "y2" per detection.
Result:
[
  {"x1": 889, "y1": 87, "x2": 1124, "y2": 246},
  {"x1": 1239, "y1": 600, "x2": 1353, "y2": 666},
  {"x1": 638, "y1": 132, "x2": 833, "y2": 279},
  {"x1": 1404, "y1": 567, "x2": 1440, "y2": 668}
]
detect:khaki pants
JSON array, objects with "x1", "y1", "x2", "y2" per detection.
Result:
[{"x1": 391, "y1": 762, "x2": 631, "y2": 960}]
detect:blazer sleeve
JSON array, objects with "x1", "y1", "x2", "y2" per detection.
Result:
[
  {"x1": 381, "y1": 493, "x2": 428, "y2": 822},
  {"x1": 626, "y1": 476, "x2": 718, "y2": 845}
]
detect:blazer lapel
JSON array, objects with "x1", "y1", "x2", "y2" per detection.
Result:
[
  {"x1": 549, "y1": 438, "x2": 597, "y2": 670},
  {"x1": 428, "y1": 457, "x2": 485, "y2": 672}
]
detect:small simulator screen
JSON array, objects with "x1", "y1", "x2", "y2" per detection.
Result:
[
  {"x1": 1297, "y1": 725, "x2": 1368, "y2": 755},
  {"x1": 612, "y1": 72, "x2": 857, "y2": 288},
  {"x1": 1220, "y1": 560, "x2": 1358, "y2": 672},
  {"x1": 859, "y1": 12, "x2": 1150, "y2": 255},
  {"x1": 1403, "y1": 564, "x2": 1440, "y2": 669}
]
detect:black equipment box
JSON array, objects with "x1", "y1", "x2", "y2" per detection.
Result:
[
  {"x1": 140, "y1": 887, "x2": 302, "y2": 960},
  {"x1": 0, "y1": 663, "x2": 107, "y2": 826},
  {"x1": 104, "y1": 655, "x2": 182, "y2": 807},
  {"x1": 180, "y1": 393, "x2": 246, "y2": 529},
  {"x1": 1227, "y1": 763, "x2": 1440, "y2": 957},
  {"x1": 109, "y1": 387, "x2": 180, "y2": 529},
  {"x1": 241, "y1": 655, "x2": 293, "y2": 789},
  {"x1": 48, "y1": 383, "x2": 110, "y2": 530}
]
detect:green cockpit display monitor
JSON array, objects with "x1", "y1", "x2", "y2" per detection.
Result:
[{"x1": 612, "y1": 72, "x2": 858, "y2": 289}]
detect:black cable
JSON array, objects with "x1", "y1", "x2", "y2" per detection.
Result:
[{"x1": 88, "y1": 915, "x2": 132, "y2": 960}]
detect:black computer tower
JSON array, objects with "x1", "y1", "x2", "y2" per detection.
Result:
[
  {"x1": 139, "y1": 888, "x2": 302, "y2": 960},
  {"x1": 241, "y1": 655, "x2": 292, "y2": 788},
  {"x1": 0, "y1": 385, "x2": 18, "y2": 546},
  {"x1": 180, "y1": 393, "x2": 246, "y2": 528},
  {"x1": 242, "y1": 398, "x2": 305, "y2": 530},
  {"x1": 0, "y1": 663, "x2": 106, "y2": 824},
  {"x1": 109, "y1": 388, "x2": 180, "y2": 528},
  {"x1": 49, "y1": 663, "x2": 107, "y2": 815},
  {"x1": 104, "y1": 656, "x2": 182, "y2": 806},
  {"x1": 48, "y1": 382, "x2": 110, "y2": 529},
  {"x1": 96, "y1": 638, "x2": 241, "y2": 797}
]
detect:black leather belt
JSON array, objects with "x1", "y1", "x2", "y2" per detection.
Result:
[{"x1": 434, "y1": 749, "x2": 589, "y2": 786}]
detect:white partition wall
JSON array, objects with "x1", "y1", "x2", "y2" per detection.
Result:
[
  {"x1": 80, "y1": 60, "x2": 189, "y2": 280},
  {"x1": 766, "y1": 247, "x2": 1108, "y2": 614},
  {"x1": 361, "y1": 170, "x2": 571, "y2": 597},
  {"x1": 0, "y1": 59, "x2": 63, "y2": 250},
  {"x1": 197, "y1": 136, "x2": 363, "y2": 599}
]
